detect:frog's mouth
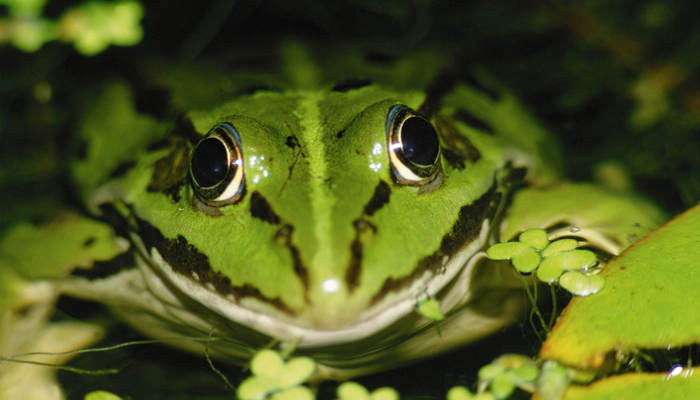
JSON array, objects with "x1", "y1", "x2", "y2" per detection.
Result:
[{"x1": 127, "y1": 179, "x2": 521, "y2": 349}]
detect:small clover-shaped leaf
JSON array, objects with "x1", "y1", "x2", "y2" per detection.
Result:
[
  {"x1": 490, "y1": 373, "x2": 515, "y2": 399},
  {"x1": 541, "y1": 238, "x2": 578, "y2": 257},
  {"x1": 536, "y1": 361, "x2": 570, "y2": 400},
  {"x1": 478, "y1": 363, "x2": 507, "y2": 381},
  {"x1": 507, "y1": 364, "x2": 539, "y2": 385},
  {"x1": 487, "y1": 242, "x2": 541, "y2": 273},
  {"x1": 84, "y1": 391, "x2": 123, "y2": 400},
  {"x1": 417, "y1": 298, "x2": 444, "y2": 321},
  {"x1": 238, "y1": 350, "x2": 316, "y2": 400},
  {"x1": 279, "y1": 357, "x2": 315, "y2": 388},
  {"x1": 477, "y1": 355, "x2": 539, "y2": 399},
  {"x1": 519, "y1": 228, "x2": 549, "y2": 250},
  {"x1": 537, "y1": 249, "x2": 597, "y2": 283},
  {"x1": 251, "y1": 349, "x2": 284, "y2": 376},
  {"x1": 447, "y1": 386, "x2": 474, "y2": 400},
  {"x1": 270, "y1": 386, "x2": 314, "y2": 400},
  {"x1": 536, "y1": 257, "x2": 565, "y2": 283},
  {"x1": 336, "y1": 382, "x2": 399, "y2": 400},
  {"x1": 559, "y1": 271, "x2": 605, "y2": 296}
]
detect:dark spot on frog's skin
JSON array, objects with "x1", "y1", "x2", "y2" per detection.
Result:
[
  {"x1": 363, "y1": 180, "x2": 391, "y2": 216},
  {"x1": 418, "y1": 73, "x2": 457, "y2": 118},
  {"x1": 147, "y1": 137, "x2": 172, "y2": 151},
  {"x1": 250, "y1": 191, "x2": 281, "y2": 224},
  {"x1": 127, "y1": 210, "x2": 297, "y2": 314},
  {"x1": 442, "y1": 149, "x2": 465, "y2": 170},
  {"x1": 370, "y1": 183, "x2": 501, "y2": 305},
  {"x1": 435, "y1": 115, "x2": 480, "y2": 166},
  {"x1": 82, "y1": 236, "x2": 96, "y2": 247},
  {"x1": 273, "y1": 224, "x2": 310, "y2": 298},
  {"x1": 620, "y1": 266, "x2": 627, "y2": 270},
  {"x1": 147, "y1": 138, "x2": 189, "y2": 202},
  {"x1": 463, "y1": 72, "x2": 501, "y2": 101},
  {"x1": 70, "y1": 252, "x2": 136, "y2": 280},
  {"x1": 332, "y1": 79, "x2": 372, "y2": 92},
  {"x1": 345, "y1": 219, "x2": 377, "y2": 292},
  {"x1": 453, "y1": 109, "x2": 495, "y2": 134},
  {"x1": 172, "y1": 114, "x2": 202, "y2": 144},
  {"x1": 108, "y1": 161, "x2": 137, "y2": 178},
  {"x1": 285, "y1": 135, "x2": 300, "y2": 150},
  {"x1": 336, "y1": 129, "x2": 346, "y2": 139}
]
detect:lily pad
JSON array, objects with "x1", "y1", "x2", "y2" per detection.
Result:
[
  {"x1": 540, "y1": 204, "x2": 700, "y2": 370},
  {"x1": 548, "y1": 372, "x2": 700, "y2": 400}
]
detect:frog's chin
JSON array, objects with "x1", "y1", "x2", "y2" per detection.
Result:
[{"x1": 131, "y1": 219, "x2": 515, "y2": 348}]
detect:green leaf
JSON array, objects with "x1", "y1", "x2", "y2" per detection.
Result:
[
  {"x1": 537, "y1": 361, "x2": 570, "y2": 400},
  {"x1": 519, "y1": 228, "x2": 549, "y2": 249},
  {"x1": 279, "y1": 356, "x2": 315, "y2": 387},
  {"x1": 511, "y1": 247, "x2": 541, "y2": 273},
  {"x1": 84, "y1": 391, "x2": 123, "y2": 400},
  {"x1": 251, "y1": 349, "x2": 284, "y2": 377},
  {"x1": 447, "y1": 386, "x2": 474, "y2": 400},
  {"x1": 370, "y1": 387, "x2": 400, "y2": 400},
  {"x1": 536, "y1": 257, "x2": 565, "y2": 283},
  {"x1": 491, "y1": 373, "x2": 515, "y2": 399},
  {"x1": 507, "y1": 364, "x2": 539, "y2": 384},
  {"x1": 486, "y1": 241, "x2": 530, "y2": 260},
  {"x1": 561, "y1": 371, "x2": 700, "y2": 400},
  {"x1": 478, "y1": 363, "x2": 506, "y2": 381},
  {"x1": 540, "y1": 204, "x2": 700, "y2": 370},
  {"x1": 337, "y1": 381, "x2": 370, "y2": 400},
  {"x1": 237, "y1": 376, "x2": 276, "y2": 400},
  {"x1": 542, "y1": 239, "x2": 579, "y2": 257},
  {"x1": 417, "y1": 298, "x2": 445, "y2": 321},
  {"x1": 559, "y1": 271, "x2": 605, "y2": 296},
  {"x1": 271, "y1": 386, "x2": 314, "y2": 400}
]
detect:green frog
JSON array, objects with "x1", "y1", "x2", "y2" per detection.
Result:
[{"x1": 0, "y1": 43, "x2": 665, "y2": 389}]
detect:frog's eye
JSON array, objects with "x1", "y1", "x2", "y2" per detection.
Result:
[
  {"x1": 386, "y1": 104, "x2": 441, "y2": 185},
  {"x1": 189, "y1": 122, "x2": 245, "y2": 205}
]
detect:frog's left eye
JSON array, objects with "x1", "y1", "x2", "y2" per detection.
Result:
[
  {"x1": 386, "y1": 104, "x2": 441, "y2": 185},
  {"x1": 189, "y1": 123, "x2": 245, "y2": 205}
]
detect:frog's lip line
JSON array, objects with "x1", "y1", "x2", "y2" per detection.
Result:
[{"x1": 139, "y1": 220, "x2": 491, "y2": 348}]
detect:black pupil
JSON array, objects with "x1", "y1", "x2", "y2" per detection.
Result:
[
  {"x1": 400, "y1": 117, "x2": 439, "y2": 166},
  {"x1": 191, "y1": 138, "x2": 230, "y2": 187}
]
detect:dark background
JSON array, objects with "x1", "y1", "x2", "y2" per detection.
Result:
[{"x1": 1, "y1": 1, "x2": 698, "y2": 398}]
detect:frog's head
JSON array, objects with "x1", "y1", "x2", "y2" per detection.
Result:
[
  {"x1": 75, "y1": 74, "x2": 538, "y2": 351},
  {"x1": 138, "y1": 84, "x2": 517, "y2": 341}
]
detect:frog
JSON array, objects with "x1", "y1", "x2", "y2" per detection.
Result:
[{"x1": 0, "y1": 42, "x2": 666, "y2": 392}]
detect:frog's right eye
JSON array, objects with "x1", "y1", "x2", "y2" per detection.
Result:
[{"x1": 189, "y1": 123, "x2": 245, "y2": 205}]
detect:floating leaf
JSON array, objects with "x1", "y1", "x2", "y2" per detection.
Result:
[
  {"x1": 487, "y1": 242, "x2": 541, "y2": 272},
  {"x1": 486, "y1": 241, "x2": 530, "y2": 259},
  {"x1": 417, "y1": 298, "x2": 445, "y2": 321},
  {"x1": 542, "y1": 239, "x2": 578, "y2": 257},
  {"x1": 536, "y1": 361, "x2": 570, "y2": 400},
  {"x1": 559, "y1": 271, "x2": 605, "y2": 296},
  {"x1": 270, "y1": 386, "x2": 314, "y2": 400},
  {"x1": 479, "y1": 363, "x2": 507, "y2": 381},
  {"x1": 84, "y1": 391, "x2": 123, "y2": 400},
  {"x1": 447, "y1": 386, "x2": 474, "y2": 400},
  {"x1": 491, "y1": 373, "x2": 515, "y2": 399},
  {"x1": 519, "y1": 228, "x2": 549, "y2": 250},
  {"x1": 251, "y1": 349, "x2": 284, "y2": 377},
  {"x1": 508, "y1": 364, "x2": 540, "y2": 384},
  {"x1": 537, "y1": 257, "x2": 565, "y2": 283},
  {"x1": 279, "y1": 356, "x2": 315, "y2": 388}
]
